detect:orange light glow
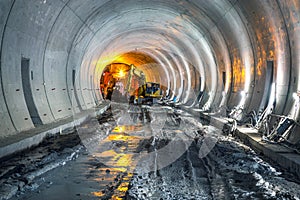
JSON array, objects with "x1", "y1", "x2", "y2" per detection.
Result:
[
  {"x1": 92, "y1": 191, "x2": 105, "y2": 197},
  {"x1": 108, "y1": 134, "x2": 139, "y2": 141},
  {"x1": 116, "y1": 181, "x2": 130, "y2": 192},
  {"x1": 95, "y1": 51, "x2": 159, "y2": 84},
  {"x1": 119, "y1": 70, "x2": 125, "y2": 77},
  {"x1": 90, "y1": 124, "x2": 144, "y2": 199},
  {"x1": 111, "y1": 196, "x2": 123, "y2": 200}
]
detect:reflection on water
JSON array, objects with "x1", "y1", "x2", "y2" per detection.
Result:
[
  {"x1": 91, "y1": 124, "x2": 145, "y2": 199},
  {"x1": 87, "y1": 103, "x2": 210, "y2": 199},
  {"x1": 108, "y1": 134, "x2": 139, "y2": 142},
  {"x1": 9, "y1": 104, "x2": 300, "y2": 199},
  {"x1": 89, "y1": 105, "x2": 198, "y2": 199},
  {"x1": 112, "y1": 125, "x2": 144, "y2": 133}
]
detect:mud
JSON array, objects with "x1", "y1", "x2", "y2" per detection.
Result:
[{"x1": 1, "y1": 105, "x2": 300, "y2": 200}]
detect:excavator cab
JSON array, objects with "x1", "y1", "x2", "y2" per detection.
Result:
[{"x1": 136, "y1": 82, "x2": 162, "y2": 105}]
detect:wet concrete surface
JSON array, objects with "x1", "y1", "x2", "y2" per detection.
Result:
[{"x1": 1, "y1": 104, "x2": 300, "y2": 200}]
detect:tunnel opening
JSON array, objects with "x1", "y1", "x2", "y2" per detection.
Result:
[
  {"x1": 100, "y1": 62, "x2": 164, "y2": 105},
  {"x1": 98, "y1": 51, "x2": 167, "y2": 105}
]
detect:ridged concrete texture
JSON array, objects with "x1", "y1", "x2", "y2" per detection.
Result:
[{"x1": 0, "y1": 0, "x2": 299, "y2": 144}]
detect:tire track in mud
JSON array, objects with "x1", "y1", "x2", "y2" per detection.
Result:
[{"x1": 202, "y1": 152, "x2": 233, "y2": 200}]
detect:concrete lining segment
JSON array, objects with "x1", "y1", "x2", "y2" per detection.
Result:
[
  {"x1": 0, "y1": 0, "x2": 298, "y2": 137},
  {"x1": 0, "y1": 103, "x2": 110, "y2": 159}
]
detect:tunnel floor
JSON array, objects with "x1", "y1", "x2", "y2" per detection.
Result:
[{"x1": 1, "y1": 104, "x2": 300, "y2": 200}]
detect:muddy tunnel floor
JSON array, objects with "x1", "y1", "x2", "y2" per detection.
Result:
[{"x1": 1, "y1": 103, "x2": 300, "y2": 200}]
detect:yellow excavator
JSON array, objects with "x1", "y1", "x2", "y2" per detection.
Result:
[
  {"x1": 101, "y1": 63, "x2": 162, "y2": 104},
  {"x1": 137, "y1": 82, "x2": 162, "y2": 104}
]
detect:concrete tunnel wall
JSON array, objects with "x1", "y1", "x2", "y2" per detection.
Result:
[{"x1": 0, "y1": 0, "x2": 300, "y2": 139}]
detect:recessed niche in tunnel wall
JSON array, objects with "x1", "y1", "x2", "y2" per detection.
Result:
[{"x1": 21, "y1": 57, "x2": 43, "y2": 127}]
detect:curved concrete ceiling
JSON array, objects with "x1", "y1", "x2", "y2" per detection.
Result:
[{"x1": 0, "y1": 0, "x2": 300, "y2": 137}]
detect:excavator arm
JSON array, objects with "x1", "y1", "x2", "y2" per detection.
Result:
[{"x1": 125, "y1": 64, "x2": 146, "y2": 94}]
